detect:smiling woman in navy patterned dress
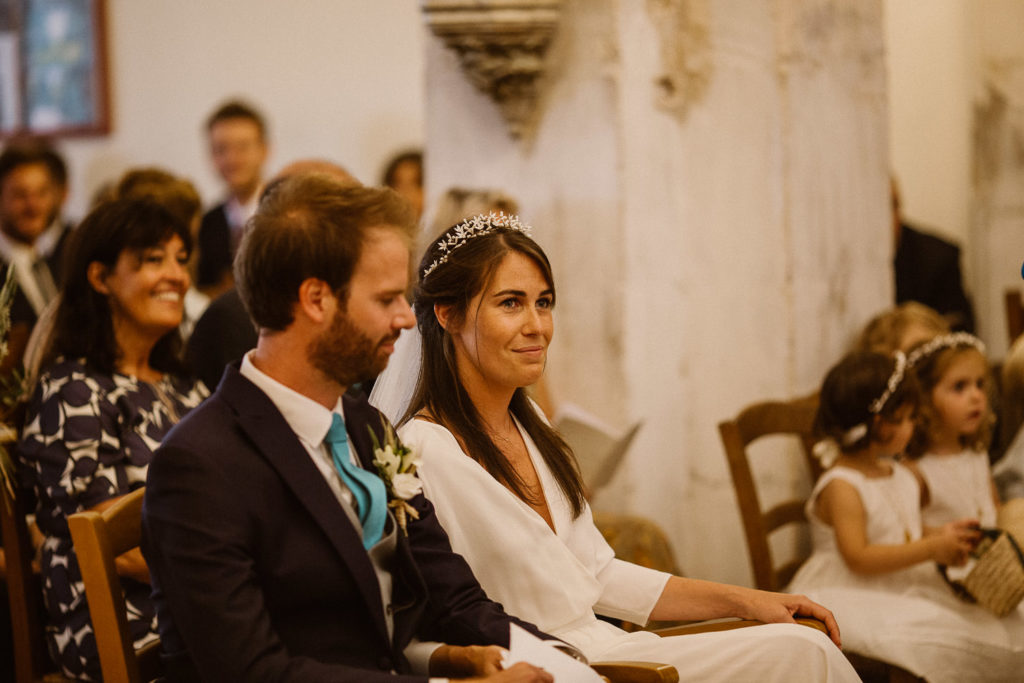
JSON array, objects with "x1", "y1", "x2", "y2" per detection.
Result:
[{"x1": 17, "y1": 197, "x2": 208, "y2": 680}]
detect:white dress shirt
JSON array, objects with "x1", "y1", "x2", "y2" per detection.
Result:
[{"x1": 0, "y1": 229, "x2": 57, "y2": 316}]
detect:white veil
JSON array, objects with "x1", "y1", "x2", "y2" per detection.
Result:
[{"x1": 369, "y1": 312, "x2": 424, "y2": 425}]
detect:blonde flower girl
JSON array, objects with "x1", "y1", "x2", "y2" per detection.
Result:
[
  {"x1": 787, "y1": 351, "x2": 1024, "y2": 681},
  {"x1": 904, "y1": 333, "x2": 1002, "y2": 528}
]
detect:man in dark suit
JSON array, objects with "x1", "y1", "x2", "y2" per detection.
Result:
[
  {"x1": 196, "y1": 100, "x2": 269, "y2": 298},
  {"x1": 891, "y1": 179, "x2": 975, "y2": 332},
  {"x1": 142, "y1": 174, "x2": 553, "y2": 682}
]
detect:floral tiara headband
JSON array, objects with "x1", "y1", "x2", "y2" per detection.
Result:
[
  {"x1": 869, "y1": 350, "x2": 908, "y2": 415},
  {"x1": 906, "y1": 332, "x2": 986, "y2": 368},
  {"x1": 814, "y1": 350, "x2": 909, "y2": 464},
  {"x1": 421, "y1": 212, "x2": 533, "y2": 281}
]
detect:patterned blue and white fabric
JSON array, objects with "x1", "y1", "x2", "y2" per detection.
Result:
[{"x1": 18, "y1": 357, "x2": 207, "y2": 681}]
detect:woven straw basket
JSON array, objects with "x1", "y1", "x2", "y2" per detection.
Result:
[{"x1": 948, "y1": 499, "x2": 1024, "y2": 617}]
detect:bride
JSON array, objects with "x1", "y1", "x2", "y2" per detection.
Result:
[{"x1": 372, "y1": 213, "x2": 859, "y2": 681}]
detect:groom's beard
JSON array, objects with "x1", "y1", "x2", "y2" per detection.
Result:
[{"x1": 308, "y1": 310, "x2": 397, "y2": 388}]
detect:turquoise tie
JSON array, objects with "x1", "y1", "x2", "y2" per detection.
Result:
[{"x1": 324, "y1": 414, "x2": 386, "y2": 549}]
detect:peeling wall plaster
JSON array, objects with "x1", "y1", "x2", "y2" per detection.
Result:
[
  {"x1": 426, "y1": 0, "x2": 889, "y2": 585},
  {"x1": 971, "y1": 53, "x2": 1024, "y2": 354},
  {"x1": 645, "y1": 0, "x2": 713, "y2": 120}
]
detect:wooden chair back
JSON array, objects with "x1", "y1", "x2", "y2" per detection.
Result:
[
  {"x1": 1006, "y1": 289, "x2": 1024, "y2": 344},
  {"x1": 718, "y1": 395, "x2": 821, "y2": 591},
  {"x1": 67, "y1": 488, "x2": 160, "y2": 683},
  {"x1": 1, "y1": 470, "x2": 73, "y2": 683}
]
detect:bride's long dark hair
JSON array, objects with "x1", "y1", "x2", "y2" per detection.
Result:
[{"x1": 404, "y1": 221, "x2": 586, "y2": 518}]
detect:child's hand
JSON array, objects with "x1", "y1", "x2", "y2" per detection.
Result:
[{"x1": 928, "y1": 519, "x2": 980, "y2": 566}]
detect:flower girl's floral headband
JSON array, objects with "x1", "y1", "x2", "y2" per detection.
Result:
[
  {"x1": 906, "y1": 332, "x2": 986, "y2": 369},
  {"x1": 422, "y1": 212, "x2": 533, "y2": 281},
  {"x1": 813, "y1": 351, "x2": 909, "y2": 466},
  {"x1": 845, "y1": 350, "x2": 909, "y2": 445}
]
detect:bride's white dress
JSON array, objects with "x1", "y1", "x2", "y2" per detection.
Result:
[
  {"x1": 787, "y1": 464, "x2": 1024, "y2": 682},
  {"x1": 400, "y1": 417, "x2": 860, "y2": 682}
]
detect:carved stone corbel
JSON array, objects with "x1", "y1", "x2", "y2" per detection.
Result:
[{"x1": 422, "y1": 0, "x2": 562, "y2": 139}]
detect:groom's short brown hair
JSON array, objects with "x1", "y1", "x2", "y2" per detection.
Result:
[{"x1": 236, "y1": 173, "x2": 414, "y2": 331}]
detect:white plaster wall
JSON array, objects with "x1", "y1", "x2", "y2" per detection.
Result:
[
  {"x1": 617, "y1": 0, "x2": 890, "y2": 584},
  {"x1": 970, "y1": 0, "x2": 1024, "y2": 355},
  {"x1": 50, "y1": 0, "x2": 425, "y2": 219},
  {"x1": 884, "y1": 0, "x2": 973, "y2": 246},
  {"x1": 425, "y1": 0, "x2": 890, "y2": 586}
]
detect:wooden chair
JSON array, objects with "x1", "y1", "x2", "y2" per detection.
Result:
[
  {"x1": 719, "y1": 394, "x2": 821, "y2": 591},
  {"x1": 67, "y1": 488, "x2": 161, "y2": 683},
  {"x1": 1, "y1": 472, "x2": 74, "y2": 683},
  {"x1": 719, "y1": 396, "x2": 923, "y2": 682},
  {"x1": 1006, "y1": 289, "x2": 1023, "y2": 345}
]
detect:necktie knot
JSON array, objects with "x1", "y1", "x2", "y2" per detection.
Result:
[{"x1": 325, "y1": 413, "x2": 348, "y2": 447}]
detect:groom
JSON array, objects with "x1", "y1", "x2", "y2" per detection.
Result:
[{"x1": 141, "y1": 173, "x2": 552, "y2": 682}]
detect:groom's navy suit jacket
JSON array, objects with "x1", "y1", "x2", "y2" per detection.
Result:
[{"x1": 142, "y1": 364, "x2": 541, "y2": 682}]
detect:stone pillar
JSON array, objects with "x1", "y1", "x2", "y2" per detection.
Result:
[
  {"x1": 423, "y1": 0, "x2": 890, "y2": 585},
  {"x1": 972, "y1": 0, "x2": 1024, "y2": 357}
]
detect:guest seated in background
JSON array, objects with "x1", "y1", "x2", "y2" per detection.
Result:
[
  {"x1": 892, "y1": 178, "x2": 975, "y2": 333},
  {"x1": 143, "y1": 175, "x2": 553, "y2": 682},
  {"x1": 374, "y1": 214, "x2": 860, "y2": 682},
  {"x1": 382, "y1": 149, "x2": 423, "y2": 224},
  {"x1": 196, "y1": 99, "x2": 269, "y2": 300},
  {"x1": 113, "y1": 168, "x2": 209, "y2": 338},
  {"x1": 17, "y1": 197, "x2": 208, "y2": 680},
  {"x1": 854, "y1": 301, "x2": 950, "y2": 355},
  {"x1": 24, "y1": 167, "x2": 210, "y2": 403},
  {"x1": 186, "y1": 158, "x2": 357, "y2": 390},
  {"x1": 0, "y1": 137, "x2": 74, "y2": 371}
]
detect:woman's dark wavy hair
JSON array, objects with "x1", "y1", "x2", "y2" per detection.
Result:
[
  {"x1": 815, "y1": 351, "x2": 919, "y2": 454},
  {"x1": 405, "y1": 224, "x2": 586, "y2": 518},
  {"x1": 47, "y1": 197, "x2": 191, "y2": 376}
]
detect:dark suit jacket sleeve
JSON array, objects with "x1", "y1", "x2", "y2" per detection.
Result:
[
  {"x1": 196, "y1": 205, "x2": 232, "y2": 289},
  {"x1": 933, "y1": 245, "x2": 975, "y2": 332},
  {"x1": 185, "y1": 288, "x2": 257, "y2": 390},
  {"x1": 142, "y1": 440, "x2": 429, "y2": 683}
]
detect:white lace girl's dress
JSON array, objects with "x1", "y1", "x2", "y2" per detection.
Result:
[
  {"x1": 400, "y1": 417, "x2": 861, "y2": 683},
  {"x1": 916, "y1": 450, "x2": 998, "y2": 528},
  {"x1": 787, "y1": 464, "x2": 1024, "y2": 682}
]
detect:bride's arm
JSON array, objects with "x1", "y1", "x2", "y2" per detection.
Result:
[{"x1": 647, "y1": 576, "x2": 842, "y2": 647}]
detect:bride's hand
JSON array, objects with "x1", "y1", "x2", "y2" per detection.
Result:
[{"x1": 741, "y1": 590, "x2": 842, "y2": 649}]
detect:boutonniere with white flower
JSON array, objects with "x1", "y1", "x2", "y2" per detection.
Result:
[{"x1": 369, "y1": 419, "x2": 422, "y2": 534}]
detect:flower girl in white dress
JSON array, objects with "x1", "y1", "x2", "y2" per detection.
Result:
[
  {"x1": 787, "y1": 351, "x2": 1024, "y2": 681},
  {"x1": 373, "y1": 214, "x2": 861, "y2": 683},
  {"x1": 903, "y1": 333, "x2": 1002, "y2": 529}
]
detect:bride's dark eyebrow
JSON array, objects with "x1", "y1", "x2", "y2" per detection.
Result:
[
  {"x1": 491, "y1": 289, "x2": 526, "y2": 298},
  {"x1": 490, "y1": 288, "x2": 553, "y2": 298}
]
